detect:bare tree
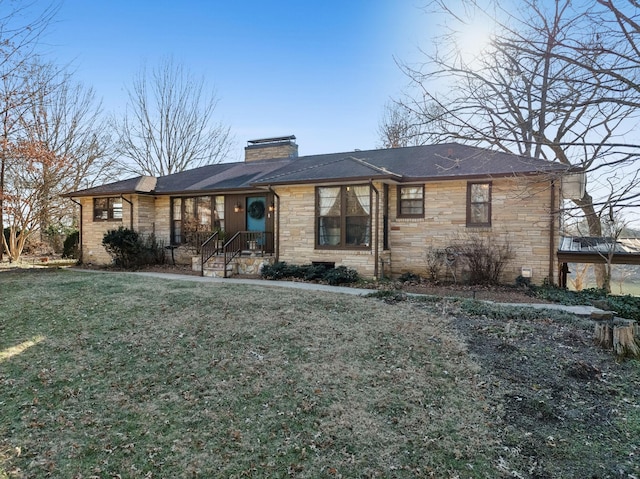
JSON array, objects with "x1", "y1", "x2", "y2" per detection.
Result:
[
  {"x1": 0, "y1": 0, "x2": 59, "y2": 260},
  {"x1": 393, "y1": 0, "x2": 640, "y2": 287},
  {"x1": 115, "y1": 57, "x2": 234, "y2": 176},
  {"x1": 2, "y1": 135, "x2": 60, "y2": 260},
  {"x1": 377, "y1": 100, "x2": 446, "y2": 148},
  {"x1": 19, "y1": 64, "x2": 118, "y2": 240}
]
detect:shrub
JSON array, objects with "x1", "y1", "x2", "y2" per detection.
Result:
[
  {"x1": 302, "y1": 263, "x2": 332, "y2": 281},
  {"x1": 425, "y1": 247, "x2": 445, "y2": 281},
  {"x1": 142, "y1": 233, "x2": 166, "y2": 265},
  {"x1": 62, "y1": 231, "x2": 80, "y2": 259},
  {"x1": 261, "y1": 262, "x2": 359, "y2": 285},
  {"x1": 43, "y1": 223, "x2": 76, "y2": 253},
  {"x1": 260, "y1": 261, "x2": 296, "y2": 280},
  {"x1": 102, "y1": 227, "x2": 165, "y2": 269},
  {"x1": 454, "y1": 234, "x2": 514, "y2": 285},
  {"x1": 323, "y1": 265, "x2": 359, "y2": 285},
  {"x1": 399, "y1": 272, "x2": 421, "y2": 283}
]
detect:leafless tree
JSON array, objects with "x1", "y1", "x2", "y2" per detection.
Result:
[
  {"x1": 19, "y1": 64, "x2": 118, "y2": 239},
  {"x1": 115, "y1": 57, "x2": 234, "y2": 176},
  {"x1": 1, "y1": 1, "x2": 60, "y2": 260},
  {"x1": 391, "y1": 0, "x2": 640, "y2": 287},
  {"x1": 378, "y1": 100, "x2": 450, "y2": 148}
]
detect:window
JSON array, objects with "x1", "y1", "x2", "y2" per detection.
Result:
[
  {"x1": 397, "y1": 185, "x2": 424, "y2": 218},
  {"x1": 93, "y1": 197, "x2": 122, "y2": 221},
  {"x1": 317, "y1": 185, "x2": 370, "y2": 248},
  {"x1": 467, "y1": 182, "x2": 491, "y2": 226},
  {"x1": 171, "y1": 196, "x2": 224, "y2": 244}
]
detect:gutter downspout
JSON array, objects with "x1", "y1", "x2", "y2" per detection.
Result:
[
  {"x1": 121, "y1": 195, "x2": 134, "y2": 230},
  {"x1": 370, "y1": 181, "x2": 380, "y2": 279},
  {"x1": 268, "y1": 186, "x2": 280, "y2": 262},
  {"x1": 549, "y1": 179, "x2": 556, "y2": 284},
  {"x1": 70, "y1": 198, "x2": 83, "y2": 262}
]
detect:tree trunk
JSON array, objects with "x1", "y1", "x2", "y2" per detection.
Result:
[
  {"x1": 574, "y1": 192, "x2": 608, "y2": 290},
  {"x1": 0, "y1": 152, "x2": 4, "y2": 261}
]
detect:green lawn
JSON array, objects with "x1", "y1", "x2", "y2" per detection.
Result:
[{"x1": 0, "y1": 270, "x2": 495, "y2": 478}]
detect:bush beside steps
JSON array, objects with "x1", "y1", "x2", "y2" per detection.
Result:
[{"x1": 260, "y1": 262, "x2": 359, "y2": 286}]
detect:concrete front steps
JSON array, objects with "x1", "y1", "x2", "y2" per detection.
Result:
[{"x1": 193, "y1": 253, "x2": 276, "y2": 278}]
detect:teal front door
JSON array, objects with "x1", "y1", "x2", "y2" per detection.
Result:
[{"x1": 246, "y1": 196, "x2": 266, "y2": 233}]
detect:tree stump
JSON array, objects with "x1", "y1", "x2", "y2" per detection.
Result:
[
  {"x1": 593, "y1": 314, "x2": 640, "y2": 358},
  {"x1": 594, "y1": 321, "x2": 613, "y2": 349},
  {"x1": 613, "y1": 320, "x2": 640, "y2": 358}
]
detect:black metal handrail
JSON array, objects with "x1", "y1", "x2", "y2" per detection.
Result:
[
  {"x1": 186, "y1": 230, "x2": 217, "y2": 254},
  {"x1": 200, "y1": 231, "x2": 221, "y2": 275},
  {"x1": 202, "y1": 231, "x2": 274, "y2": 277},
  {"x1": 223, "y1": 232, "x2": 243, "y2": 278},
  {"x1": 223, "y1": 231, "x2": 273, "y2": 278}
]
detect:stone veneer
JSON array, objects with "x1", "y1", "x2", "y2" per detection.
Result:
[
  {"x1": 273, "y1": 176, "x2": 560, "y2": 285},
  {"x1": 194, "y1": 254, "x2": 276, "y2": 277},
  {"x1": 79, "y1": 174, "x2": 560, "y2": 285}
]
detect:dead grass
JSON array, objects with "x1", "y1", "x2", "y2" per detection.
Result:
[{"x1": 0, "y1": 269, "x2": 496, "y2": 478}]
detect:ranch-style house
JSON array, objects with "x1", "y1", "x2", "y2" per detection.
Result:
[{"x1": 64, "y1": 135, "x2": 580, "y2": 284}]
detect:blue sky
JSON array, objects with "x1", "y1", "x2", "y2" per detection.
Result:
[{"x1": 42, "y1": 0, "x2": 431, "y2": 160}]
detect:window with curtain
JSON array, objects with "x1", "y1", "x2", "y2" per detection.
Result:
[
  {"x1": 317, "y1": 185, "x2": 371, "y2": 248},
  {"x1": 171, "y1": 195, "x2": 224, "y2": 244},
  {"x1": 397, "y1": 185, "x2": 424, "y2": 217},
  {"x1": 467, "y1": 182, "x2": 491, "y2": 226}
]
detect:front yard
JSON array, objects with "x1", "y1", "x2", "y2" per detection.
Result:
[{"x1": 1, "y1": 270, "x2": 638, "y2": 478}]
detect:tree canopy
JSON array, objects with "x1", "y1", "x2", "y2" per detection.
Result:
[
  {"x1": 115, "y1": 57, "x2": 234, "y2": 177},
  {"x1": 383, "y1": 0, "x2": 640, "y2": 288}
]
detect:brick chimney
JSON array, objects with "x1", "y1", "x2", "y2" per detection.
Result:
[{"x1": 245, "y1": 135, "x2": 298, "y2": 162}]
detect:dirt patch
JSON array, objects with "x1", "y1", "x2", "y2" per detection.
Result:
[{"x1": 447, "y1": 304, "x2": 640, "y2": 478}]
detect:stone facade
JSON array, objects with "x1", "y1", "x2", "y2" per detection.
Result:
[
  {"x1": 79, "y1": 196, "x2": 123, "y2": 265},
  {"x1": 274, "y1": 184, "x2": 380, "y2": 277},
  {"x1": 78, "y1": 174, "x2": 559, "y2": 284},
  {"x1": 80, "y1": 194, "x2": 162, "y2": 265},
  {"x1": 195, "y1": 254, "x2": 276, "y2": 277},
  {"x1": 385, "y1": 177, "x2": 559, "y2": 284},
  {"x1": 272, "y1": 176, "x2": 559, "y2": 284},
  {"x1": 244, "y1": 140, "x2": 298, "y2": 162}
]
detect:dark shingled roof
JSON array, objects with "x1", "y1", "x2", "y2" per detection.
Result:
[
  {"x1": 154, "y1": 159, "x2": 290, "y2": 193},
  {"x1": 63, "y1": 143, "x2": 571, "y2": 197},
  {"x1": 62, "y1": 176, "x2": 157, "y2": 197},
  {"x1": 253, "y1": 143, "x2": 569, "y2": 185}
]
